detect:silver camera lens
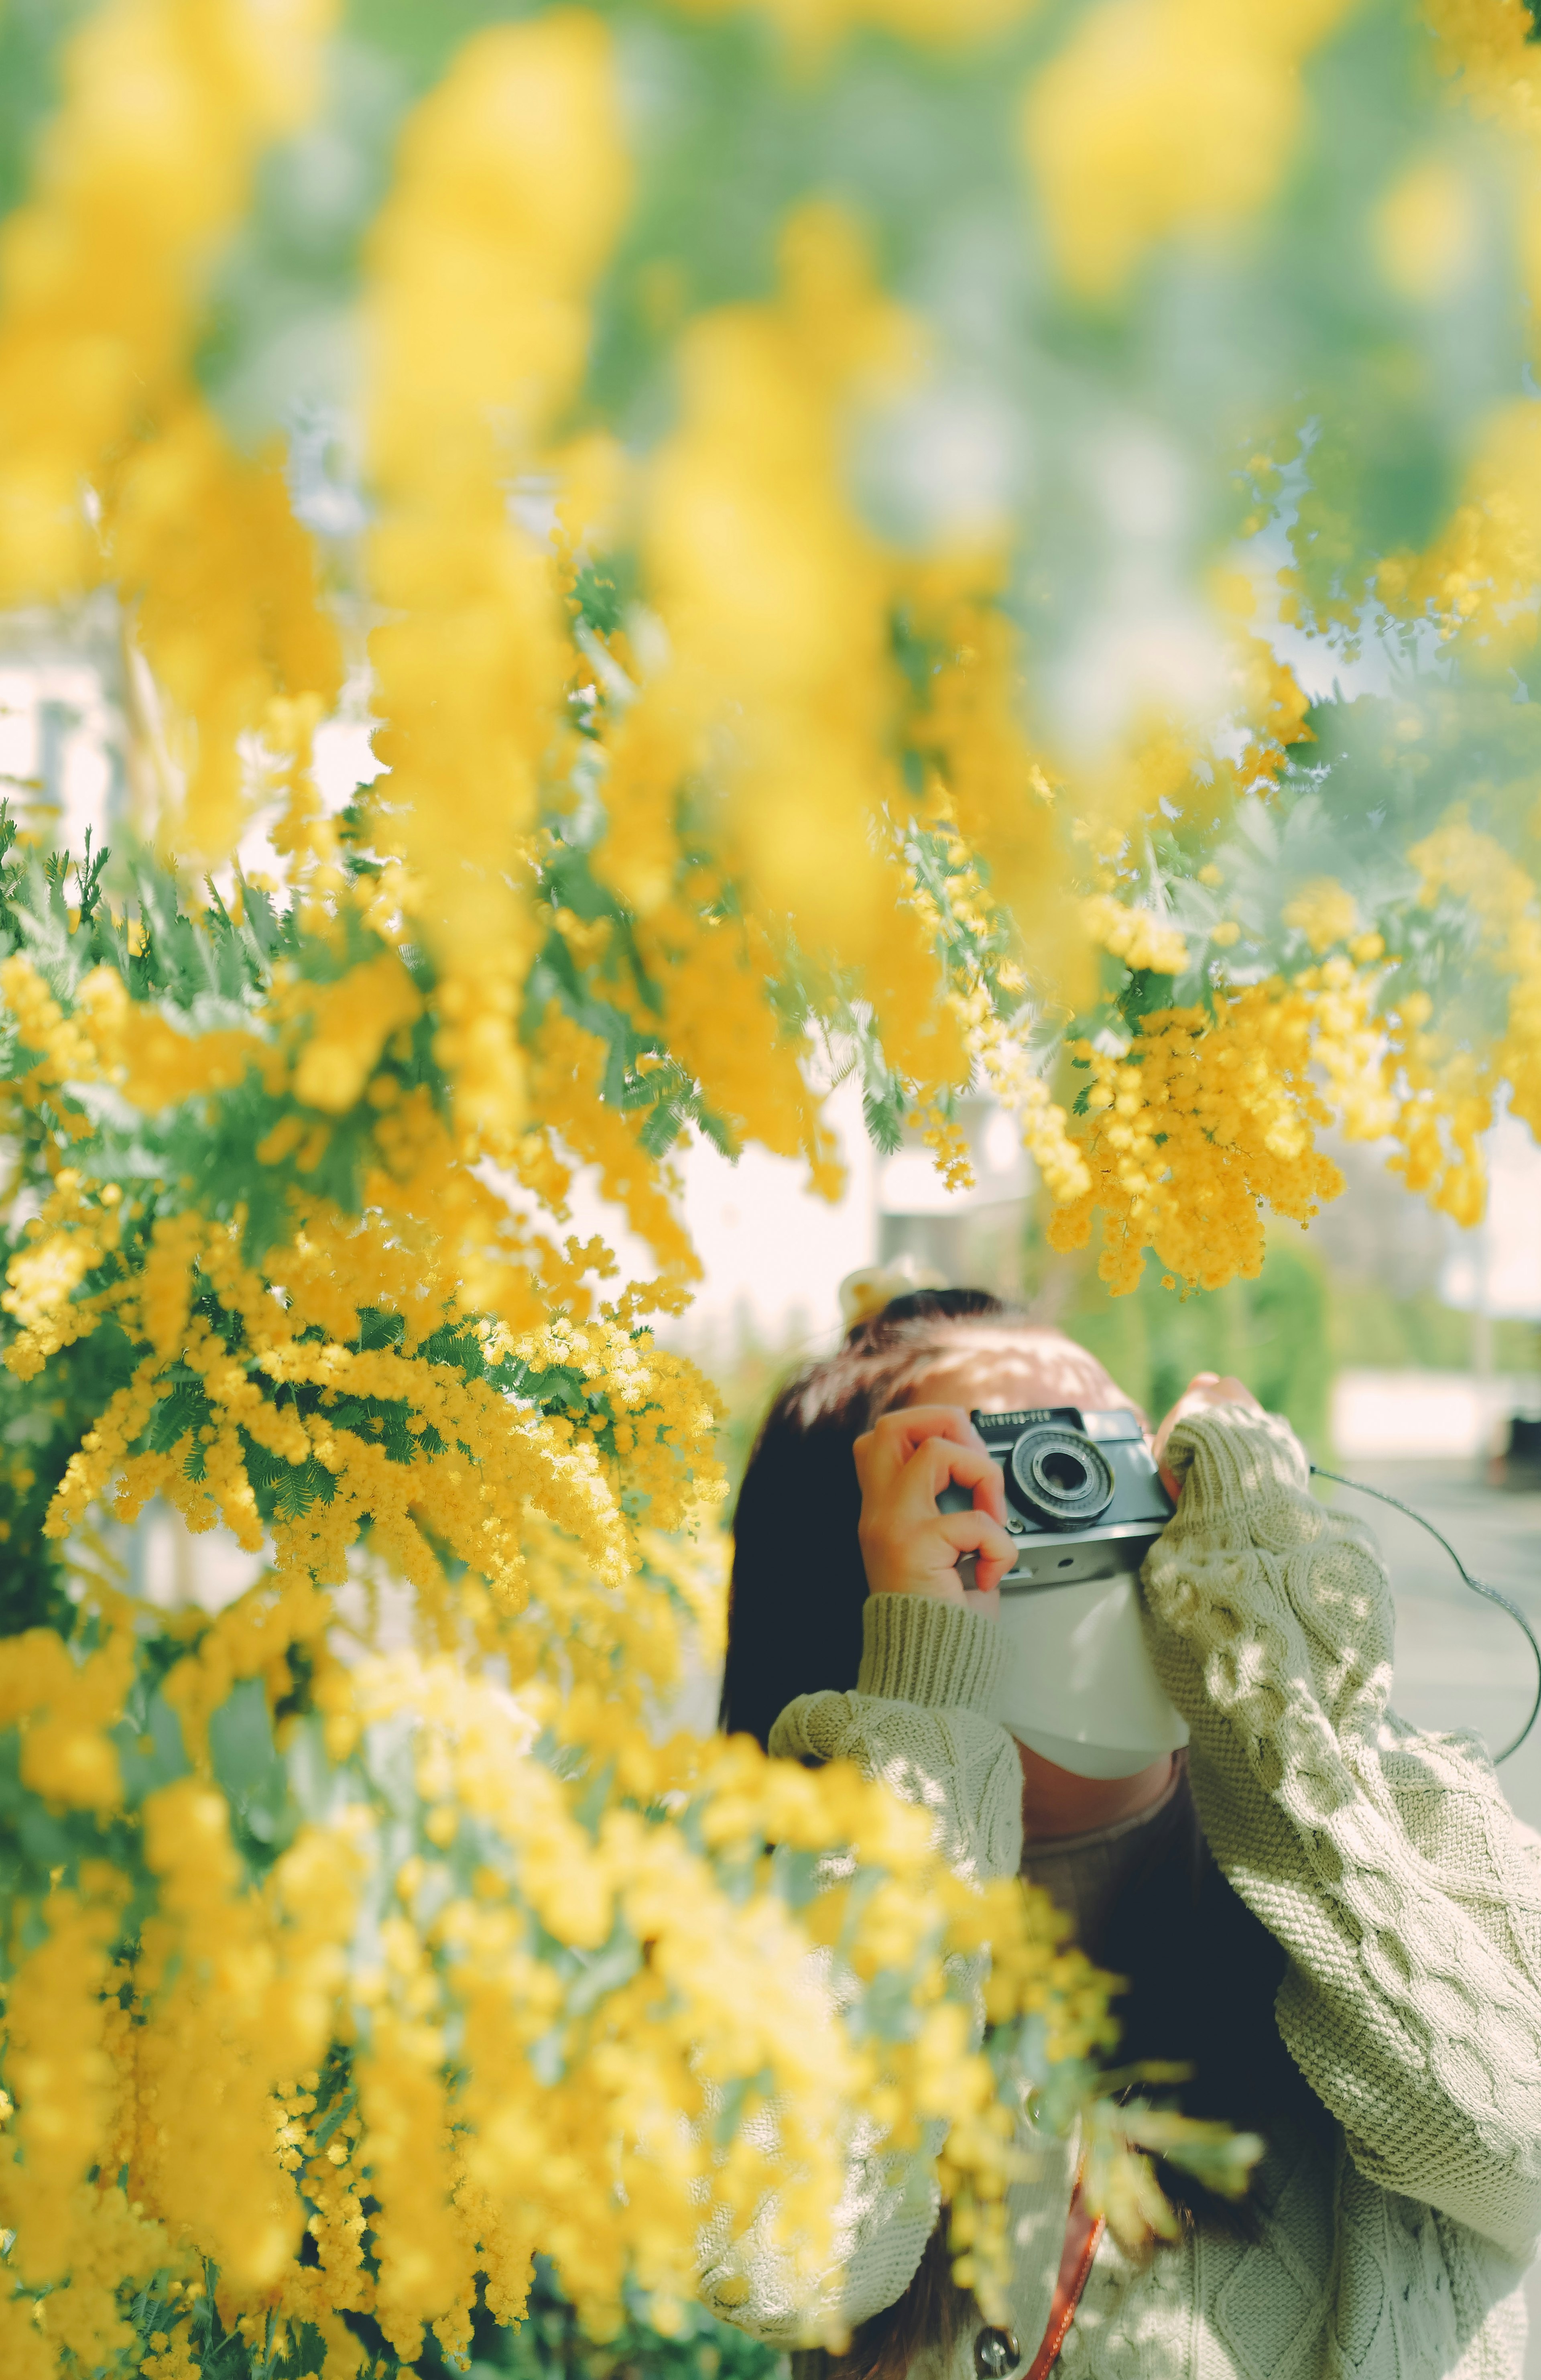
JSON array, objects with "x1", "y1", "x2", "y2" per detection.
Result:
[{"x1": 1008, "y1": 1425, "x2": 1116, "y2": 1529}]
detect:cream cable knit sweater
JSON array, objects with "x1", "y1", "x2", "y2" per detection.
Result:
[{"x1": 700, "y1": 1406, "x2": 1541, "y2": 2380}]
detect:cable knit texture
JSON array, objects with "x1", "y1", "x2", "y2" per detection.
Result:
[
  {"x1": 769, "y1": 1596, "x2": 1024, "y2": 1884},
  {"x1": 703, "y1": 1408, "x2": 1541, "y2": 2380},
  {"x1": 857, "y1": 1590, "x2": 1010, "y2": 1715}
]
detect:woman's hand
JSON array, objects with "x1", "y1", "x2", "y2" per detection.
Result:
[
  {"x1": 853, "y1": 1404, "x2": 1019, "y2": 1608},
  {"x1": 1152, "y1": 1371, "x2": 1262, "y2": 1499}
]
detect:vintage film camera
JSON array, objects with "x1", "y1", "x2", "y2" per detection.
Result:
[
  {"x1": 939, "y1": 1405, "x2": 1173, "y2": 1593},
  {"x1": 938, "y1": 1404, "x2": 1185, "y2": 1776}
]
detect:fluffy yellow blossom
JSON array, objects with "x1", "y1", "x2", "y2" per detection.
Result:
[
  {"x1": 618, "y1": 205, "x2": 967, "y2": 1095},
  {"x1": 2, "y1": 1890, "x2": 120, "y2": 2282},
  {"x1": 1050, "y1": 978, "x2": 1352, "y2": 1291},
  {"x1": 1408, "y1": 812, "x2": 1541, "y2": 1162},
  {"x1": 0, "y1": 1621, "x2": 132, "y2": 1809},
  {"x1": 366, "y1": 13, "x2": 630, "y2": 1150},
  {"x1": 1048, "y1": 923, "x2": 1519, "y2": 1289},
  {"x1": 0, "y1": 0, "x2": 342, "y2": 851},
  {"x1": 1082, "y1": 892, "x2": 1191, "y2": 975},
  {"x1": 159, "y1": 1573, "x2": 338, "y2": 1764},
  {"x1": 1023, "y1": 0, "x2": 1358, "y2": 297},
  {"x1": 1283, "y1": 877, "x2": 1360, "y2": 952},
  {"x1": 0, "y1": 0, "x2": 338, "y2": 605}
]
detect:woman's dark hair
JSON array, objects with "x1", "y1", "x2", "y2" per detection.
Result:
[
  {"x1": 720, "y1": 1287, "x2": 1008, "y2": 1747},
  {"x1": 722, "y1": 1290, "x2": 1334, "y2": 2380}
]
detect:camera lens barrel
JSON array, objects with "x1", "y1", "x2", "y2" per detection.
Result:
[{"x1": 1008, "y1": 1424, "x2": 1116, "y2": 1529}]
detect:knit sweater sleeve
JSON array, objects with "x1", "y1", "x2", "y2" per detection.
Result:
[
  {"x1": 697, "y1": 1593, "x2": 1029, "y2": 2341},
  {"x1": 770, "y1": 1592, "x2": 1026, "y2": 1882},
  {"x1": 1141, "y1": 1405, "x2": 1541, "y2": 2259}
]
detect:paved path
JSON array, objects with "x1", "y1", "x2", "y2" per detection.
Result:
[{"x1": 1321, "y1": 1460, "x2": 1541, "y2": 2373}]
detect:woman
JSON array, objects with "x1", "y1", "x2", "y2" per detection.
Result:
[{"x1": 705, "y1": 1289, "x2": 1541, "y2": 2380}]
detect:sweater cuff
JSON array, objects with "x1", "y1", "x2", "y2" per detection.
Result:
[
  {"x1": 856, "y1": 1593, "x2": 1005, "y2": 1713},
  {"x1": 1164, "y1": 1405, "x2": 1309, "y2": 1521}
]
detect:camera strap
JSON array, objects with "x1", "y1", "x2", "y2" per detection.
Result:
[{"x1": 1309, "y1": 1465, "x2": 1541, "y2": 1763}]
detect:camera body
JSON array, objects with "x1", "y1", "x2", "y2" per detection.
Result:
[{"x1": 939, "y1": 1405, "x2": 1173, "y2": 1593}]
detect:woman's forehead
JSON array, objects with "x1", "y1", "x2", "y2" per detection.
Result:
[{"x1": 892, "y1": 1325, "x2": 1142, "y2": 1420}]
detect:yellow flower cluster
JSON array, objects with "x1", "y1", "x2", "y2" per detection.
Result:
[
  {"x1": 366, "y1": 14, "x2": 629, "y2": 1152},
  {"x1": 1425, "y1": 0, "x2": 1541, "y2": 122},
  {"x1": 283, "y1": 952, "x2": 423, "y2": 1118},
  {"x1": 604, "y1": 203, "x2": 968, "y2": 1101},
  {"x1": 1022, "y1": 0, "x2": 1357, "y2": 298},
  {"x1": 1050, "y1": 898, "x2": 1528, "y2": 1290},
  {"x1": 0, "y1": 0, "x2": 335, "y2": 603},
  {"x1": 899, "y1": 560, "x2": 1116, "y2": 1020},
  {"x1": 1283, "y1": 876, "x2": 1360, "y2": 954},
  {"x1": 528, "y1": 1006, "x2": 707, "y2": 1318},
  {"x1": 1082, "y1": 893, "x2": 1192, "y2": 977},
  {"x1": 28, "y1": 1209, "x2": 713, "y2": 1621},
  {"x1": 6, "y1": 943, "x2": 269, "y2": 1132},
  {"x1": 0, "y1": 0, "x2": 343, "y2": 852},
  {"x1": 0, "y1": 1884, "x2": 169, "y2": 2377},
  {"x1": 0, "y1": 1615, "x2": 134, "y2": 1810},
  {"x1": 8, "y1": 3, "x2": 1540, "y2": 2369},
  {"x1": 898, "y1": 809, "x2": 1092, "y2": 1206},
  {"x1": 0, "y1": 1617, "x2": 1117, "y2": 2364},
  {"x1": 1050, "y1": 978, "x2": 1351, "y2": 1291},
  {"x1": 1366, "y1": 6, "x2": 1541, "y2": 654},
  {"x1": 1409, "y1": 810, "x2": 1541, "y2": 1151},
  {"x1": 158, "y1": 1572, "x2": 342, "y2": 1764},
  {"x1": 1376, "y1": 398, "x2": 1541, "y2": 654}
]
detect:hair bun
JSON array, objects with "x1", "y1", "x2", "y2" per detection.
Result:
[{"x1": 838, "y1": 1254, "x2": 946, "y2": 1330}]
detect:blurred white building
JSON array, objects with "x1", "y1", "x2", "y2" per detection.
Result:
[
  {"x1": 671, "y1": 1087, "x2": 1034, "y2": 1358},
  {"x1": 1440, "y1": 1101, "x2": 1541, "y2": 1326}
]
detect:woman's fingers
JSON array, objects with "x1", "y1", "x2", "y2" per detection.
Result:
[
  {"x1": 855, "y1": 1405, "x2": 1013, "y2": 1602},
  {"x1": 936, "y1": 1506, "x2": 1020, "y2": 1596},
  {"x1": 1152, "y1": 1371, "x2": 1263, "y2": 1496},
  {"x1": 854, "y1": 1404, "x2": 986, "y2": 1487},
  {"x1": 856, "y1": 1426, "x2": 1006, "y2": 1524},
  {"x1": 902, "y1": 1436, "x2": 1007, "y2": 1523}
]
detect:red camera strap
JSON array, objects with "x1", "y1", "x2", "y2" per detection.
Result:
[{"x1": 1024, "y1": 2168, "x2": 1102, "y2": 2380}]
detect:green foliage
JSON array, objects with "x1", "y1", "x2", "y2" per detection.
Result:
[
  {"x1": 123, "y1": 2232, "x2": 781, "y2": 2380},
  {"x1": 461, "y1": 2260, "x2": 781, "y2": 2380},
  {"x1": 1049, "y1": 1229, "x2": 1541, "y2": 1459},
  {"x1": 1323, "y1": 1284, "x2": 1536, "y2": 1377}
]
